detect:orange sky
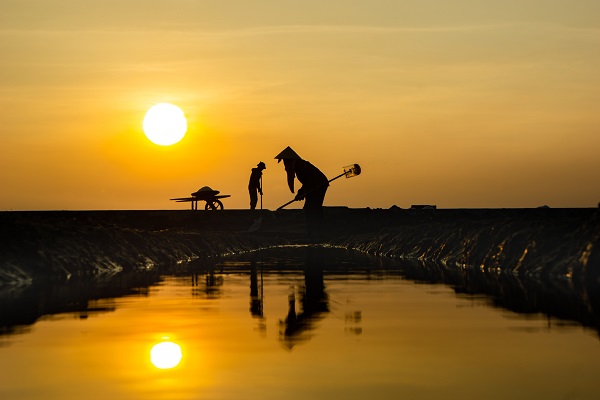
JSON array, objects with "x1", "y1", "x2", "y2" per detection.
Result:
[{"x1": 1, "y1": 1, "x2": 599, "y2": 210}]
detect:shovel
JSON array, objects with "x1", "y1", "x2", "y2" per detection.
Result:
[{"x1": 277, "y1": 164, "x2": 362, "y2": 210}]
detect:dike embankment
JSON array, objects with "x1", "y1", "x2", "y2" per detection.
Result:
[{"x1": 0, "y1": 207, "x2": 598, "y2": 286}]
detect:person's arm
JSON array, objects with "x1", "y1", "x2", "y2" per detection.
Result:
[
  {"x1": 295, "y1": 189, "x2": 305, "y2": 201},
  {"x1": 284, "y1": 162, "x2": 296, "y2": 193}
]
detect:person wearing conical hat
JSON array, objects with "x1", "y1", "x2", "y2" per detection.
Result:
[
  {"x1": 249, "y1": 161, "x2": 266, "y2": 210},
  {"x1": 275, "y1": 146, "x2": 329, "y2": 235}
]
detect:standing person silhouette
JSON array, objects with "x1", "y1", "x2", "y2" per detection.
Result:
[
  {"x1": 248, "y1": 162, "x2": 266, "y2": 209},
  {"x1": 275, "y1": 146, "x2": 329, "y2": 235}
]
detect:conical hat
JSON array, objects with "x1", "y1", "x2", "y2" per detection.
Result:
[{"x1": 274, "y1": 146, "x2": 301, "y2": 161}]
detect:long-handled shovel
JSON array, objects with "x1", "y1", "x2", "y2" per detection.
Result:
[{"x1": 277, "y1": 164, "x2": 362, "y2": 210}]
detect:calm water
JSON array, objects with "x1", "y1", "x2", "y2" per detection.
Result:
[{"x1": 1, "y1": 246, "x2": 599, "y2": 400}]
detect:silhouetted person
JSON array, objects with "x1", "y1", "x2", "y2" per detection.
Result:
[
  {"x1": 248, "y1": 161, "x2": 266, "y2": 209},
  {"x1": 275, "y1": 146, "x2": 328, "y2": 235}
]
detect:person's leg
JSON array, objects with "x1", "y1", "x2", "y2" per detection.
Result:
[
  {"x1": 249, "y1": 189, "x2": 258, "y2": 209},
  {"x1": 304, "y1": 187, "x2": 327, "y2": 236}
]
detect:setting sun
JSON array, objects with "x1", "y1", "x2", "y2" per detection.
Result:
[{"x1": 143, "y1": 103, "x2": 187, "y2": 146}]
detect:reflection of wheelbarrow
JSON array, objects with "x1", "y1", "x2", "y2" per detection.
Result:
[{"x1": 170, "y1": 186, "x2": 231, "y2": 210}]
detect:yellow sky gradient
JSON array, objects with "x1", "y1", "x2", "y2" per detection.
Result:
[{"x1": 1, "y1": 1, "x2": 599, "y2": 210}]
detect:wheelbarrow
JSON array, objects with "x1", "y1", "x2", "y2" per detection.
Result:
[{"x1": 170, "y1": 186, "x2": 231, "y2": 210}]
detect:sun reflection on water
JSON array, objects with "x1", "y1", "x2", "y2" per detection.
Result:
[
  {"x1": 2, "y1": 248, "x2": 600, "y2": 400},
  {"x1": 150, "y1": 340, "x2": 183, "y2": 369}
]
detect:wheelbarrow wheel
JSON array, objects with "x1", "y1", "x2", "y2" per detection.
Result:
[{"x1": 205, "y1": 199, "x2": 224, "y2": 210}]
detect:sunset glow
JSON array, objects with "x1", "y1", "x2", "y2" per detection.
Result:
[{"x1": 1, "y1": 1, "x2": 599, "y2": 210}]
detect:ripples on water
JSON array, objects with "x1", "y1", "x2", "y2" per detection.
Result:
[{"x1": 1, "y1": 246, "x2": 599, "y2": 400}]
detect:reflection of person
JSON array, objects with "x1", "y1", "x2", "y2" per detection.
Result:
[
  {"x1": 279, "y1": 251, "x2": 329, "y2": 348},
  {"x1": 275, "y1": 147, "x2": 328, "y2": 234},
  {"x1": 249, "y1": 260, "x2": 263, "y2": 318},
  {"x1": 248, "y1": 162, "x2": 266, "y2": 209}
]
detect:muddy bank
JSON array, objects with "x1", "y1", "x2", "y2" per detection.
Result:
[
  {"x1": 0, "y1": 207, "x2": 598, "y2": 286},
  {"x1": 0, "y1": 210, "x2": 292, "y2": 286},
  {"x1": 324, "y1": 207, "x2": 600, "y2": 282}
]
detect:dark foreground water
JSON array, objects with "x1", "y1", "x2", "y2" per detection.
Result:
[{"x1": 1, "y1": 246, "x2": 599, "y2": 400}]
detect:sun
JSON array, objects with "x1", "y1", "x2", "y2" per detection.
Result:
[
  {"x1": 150, "y1": 341, "x2": 183, "y2": 369},
  {"x1": 143, "y1": 103, "x2": 188, "y2": 146}
]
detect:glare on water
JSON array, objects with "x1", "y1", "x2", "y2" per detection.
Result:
[{"x1": 1, "y1": 247, "x2": 599, "y2": 400}]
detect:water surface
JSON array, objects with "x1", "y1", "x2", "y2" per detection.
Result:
[{"x1": 1, "y1": 246, "x2": 599, "y2": 400}]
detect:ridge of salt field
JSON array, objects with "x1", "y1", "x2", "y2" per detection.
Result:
[{"x1": 0, "y1": 207, "x2": 598, "y2": 286}]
